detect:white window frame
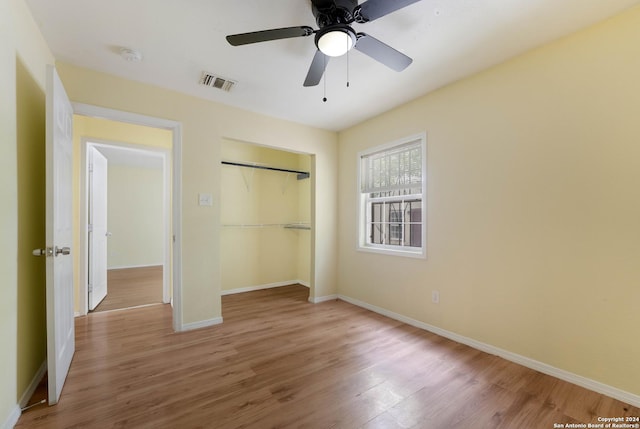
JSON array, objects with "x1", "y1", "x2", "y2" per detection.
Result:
[{"x1": 357, "y1": 133, "x2": 427, "y2": 258}]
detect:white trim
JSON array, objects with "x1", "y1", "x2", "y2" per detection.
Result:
[
  {"x1": 221, "y1": 280, "x2": 309, "y2": 296},
  {"x1": 309, "y1": 294, "x2": 338, "y2": 304},
  {"x1": 338, "y1": 294, "x2": 640, "y2": 408},
  {"x1": 71, "y1": 104, "x2": 177, "y2": 130},
  {"x1": 172, "y1": 124, "x2": 183, "y2": 331},
  {"x1": 181, "y1": 317, "x2": 223, "y2": 331},
  {"x1": 1, "y1": 405, "x2": 20, "y2": 429},
  {"x1": 18, "y1": 360, "x2": 47, "y2": 408},
  {"x1": 356, "y1": 245, "x2": 425, "y2": 259},
  {"x1": 107, "y1": 264, "x2": 164, "y2": 270},
  {"x1": 71, "y1": 103, "x2": 183, "y2": 331},
  {"x1": 89, "y1": 303, "x2": 164, "y2": 314}
]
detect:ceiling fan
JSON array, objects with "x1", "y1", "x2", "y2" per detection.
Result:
[{"x1": 226, "y1": 0, "x2": 423, "y2": 87}]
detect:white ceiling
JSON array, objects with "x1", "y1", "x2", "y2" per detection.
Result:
[{"x1": 26, "y1": 0, "x2": 640, "y2": 131}]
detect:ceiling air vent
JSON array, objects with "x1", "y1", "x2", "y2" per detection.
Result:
[{"x1": 199, "y1": 72, "x2": 236, "y2": 92}]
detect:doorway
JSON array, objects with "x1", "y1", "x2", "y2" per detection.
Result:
[
  {"x1": 86, "y1": 143, "x2": 168, "y2": 312},
  {"x1": 74, "y1": 104, "x2": 183, "y2": 331}
]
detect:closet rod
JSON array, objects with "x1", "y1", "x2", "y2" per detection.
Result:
[{"x1": 221, "y1": 161, "x2": 310, "y2": 180}]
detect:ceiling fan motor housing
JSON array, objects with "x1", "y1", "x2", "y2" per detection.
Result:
[{"x1": 311, "y1": 0, "x2": 358, "y2": 28}]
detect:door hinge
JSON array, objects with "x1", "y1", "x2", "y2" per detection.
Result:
[{"x1": 88, "y1": 224, "x2": 93, "y2": 232}]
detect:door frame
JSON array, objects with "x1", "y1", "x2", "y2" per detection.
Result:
[
  {"x1": 85, "y1": 141, "x2": 171, "y2": 307},
  {"x1": 74, "y1": 103, "x2": 183, "y2": 332}
]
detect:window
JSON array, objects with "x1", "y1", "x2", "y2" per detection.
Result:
[{"x1": 358, "y1": 135, "x2": 426, "y2": 257}]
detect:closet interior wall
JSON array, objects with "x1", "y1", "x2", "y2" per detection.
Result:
[{"x1": 220, "y1": 139, "x2": 311, "y2": 293}]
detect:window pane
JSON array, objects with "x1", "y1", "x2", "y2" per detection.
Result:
[
  {"x1": 409, "y1": 202, "x2": 421, "y2": 247},
  {"x1": 365, "y1": 198, "x2": 422, "y2": 248},
  {"x1": 362, "y1": 140, "x2": 422, "y2": 194},
  {"x1": 389, "y1": 202, "x2": 402, "y2": 244},
  {"x1": 359, "y1": 136, "x2": 425, "y2": 256},
  {"x1": 370, "y1": 222, "x2": 384, "y2": 244}
]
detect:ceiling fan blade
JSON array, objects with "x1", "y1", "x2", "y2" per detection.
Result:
[
  {"x1": 303, "y1": 50, "x2": 330, "y2": 87},
  {"x1": 354, "y1": 33, "x2": 413, "y2": 71},
  {"x1": 356, "y1": 0, "x2": 422, "y2": 22},
  {"x1": 226, "y1": 26, "x2": 314, "y2": 46}
]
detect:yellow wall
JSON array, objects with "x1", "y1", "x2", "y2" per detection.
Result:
[
  {"x1": 58, "y1": 62, "x2": 339, "y2": 325},
  {"x1": 72, "y1": 115, "x2": 172, "y2": 311},
  {"x1": 220, "y1": 140, "x2": 311, "y2": 291},
  {"x1": 15, "y1": 56, "x2": 47, "y2": 408},
  {"x1": 74, "y1": 115, "x2": 172, "y2": 151},
  {"x1": 0, "y1": 0, "x2": 55, "y2": 424},
  {"x1": 107, "y1": 164, "x2": 164, "y2": 269},
  {"x1": 337, "y1": 5, "x2": 640, "y2": 397}
]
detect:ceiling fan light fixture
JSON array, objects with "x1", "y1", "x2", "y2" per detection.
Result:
[{"x1": 316, "y1": 26, "x2": 356, "y2": 57}]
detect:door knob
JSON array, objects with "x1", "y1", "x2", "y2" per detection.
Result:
[
  {"x1": 55, "y1": 246, "x2": 71, "y2": 256},
  {"x1": 32, "y1": 247, "x2": 53, "y2": 257}
]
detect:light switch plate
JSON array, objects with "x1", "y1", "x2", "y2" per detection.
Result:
[{"x1": 198, "y1": 193, "x2": 213, "y2": 206}]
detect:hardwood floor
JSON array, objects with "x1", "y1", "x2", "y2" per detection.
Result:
[
  {"x1": 18, "y1": 285, "x2": 638, "y2": 428},
  {"x1": 93, "y1": 266, "x2": 163, "y2": 312}
]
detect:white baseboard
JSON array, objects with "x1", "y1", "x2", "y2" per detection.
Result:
[
  {"x1": 338, "y1": 294, "x2": 640, "y2": 408},
  {"x1": 107, "y1": 264, "x2": 163, "y2": 270},
  {"x1": 221, "y1": 280, "x2": 308, "y2": 296},
  {"x1": 310, "y1": 294, "x2": 338, "y2": 304},
  {"x1": 2, "y1": 405, "x2": 20, "y2": 429},
  {"x1": 19, "y1": 360, "x2": 47, "y2": 408},
  {"x1": 180, "y1": 317, "x2": 223, "y2": 332}
]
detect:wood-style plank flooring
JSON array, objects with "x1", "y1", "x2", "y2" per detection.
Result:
[
  {"x1": 17, "y1": 285, "x2": 639, "y2": 428},
  {"x1": 93, "y1": 266, "x2": 163, "y2": 313}
]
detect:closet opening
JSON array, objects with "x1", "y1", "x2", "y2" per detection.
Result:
[{"x1": 220, "y1": 139, "x2": 312, "y2": 299}]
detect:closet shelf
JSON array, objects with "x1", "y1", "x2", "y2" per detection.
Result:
[
  {"x1": 283, "y1": 223, "x2": 311, "y2": 230},
  {"x1": 221, "y1": 160, "x2": 310, "y2": 180}
]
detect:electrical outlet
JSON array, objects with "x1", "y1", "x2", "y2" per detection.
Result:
[{"x1": 432, "y1": 290, "x2": 440, "y2": 304}]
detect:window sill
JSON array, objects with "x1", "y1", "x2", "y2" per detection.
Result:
[{"x1": 357, "y1": 245, "x2": 426, "y2": 259}]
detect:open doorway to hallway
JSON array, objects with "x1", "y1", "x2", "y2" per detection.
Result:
[
  {"x1": 76, "y1": 113, "x2": 174, "y2": 315},
  {"x1": 86, "y1": 143, "x2": 167, "y2": 313}
]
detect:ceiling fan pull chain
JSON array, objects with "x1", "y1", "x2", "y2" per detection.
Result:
[
  {"x1": 323, "y1": 54, "x2": 328, "y2": 102},
  {"x1": 346, "y1": 41, "x2": 350, "y2": 88}
]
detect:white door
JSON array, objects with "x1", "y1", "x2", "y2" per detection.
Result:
[
  {"x1": 45, "y1": 65, "x2": 75, "y2": 405},
  {"x1": 88, "y1": 147, "x2": 108, "y2": 310}
]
